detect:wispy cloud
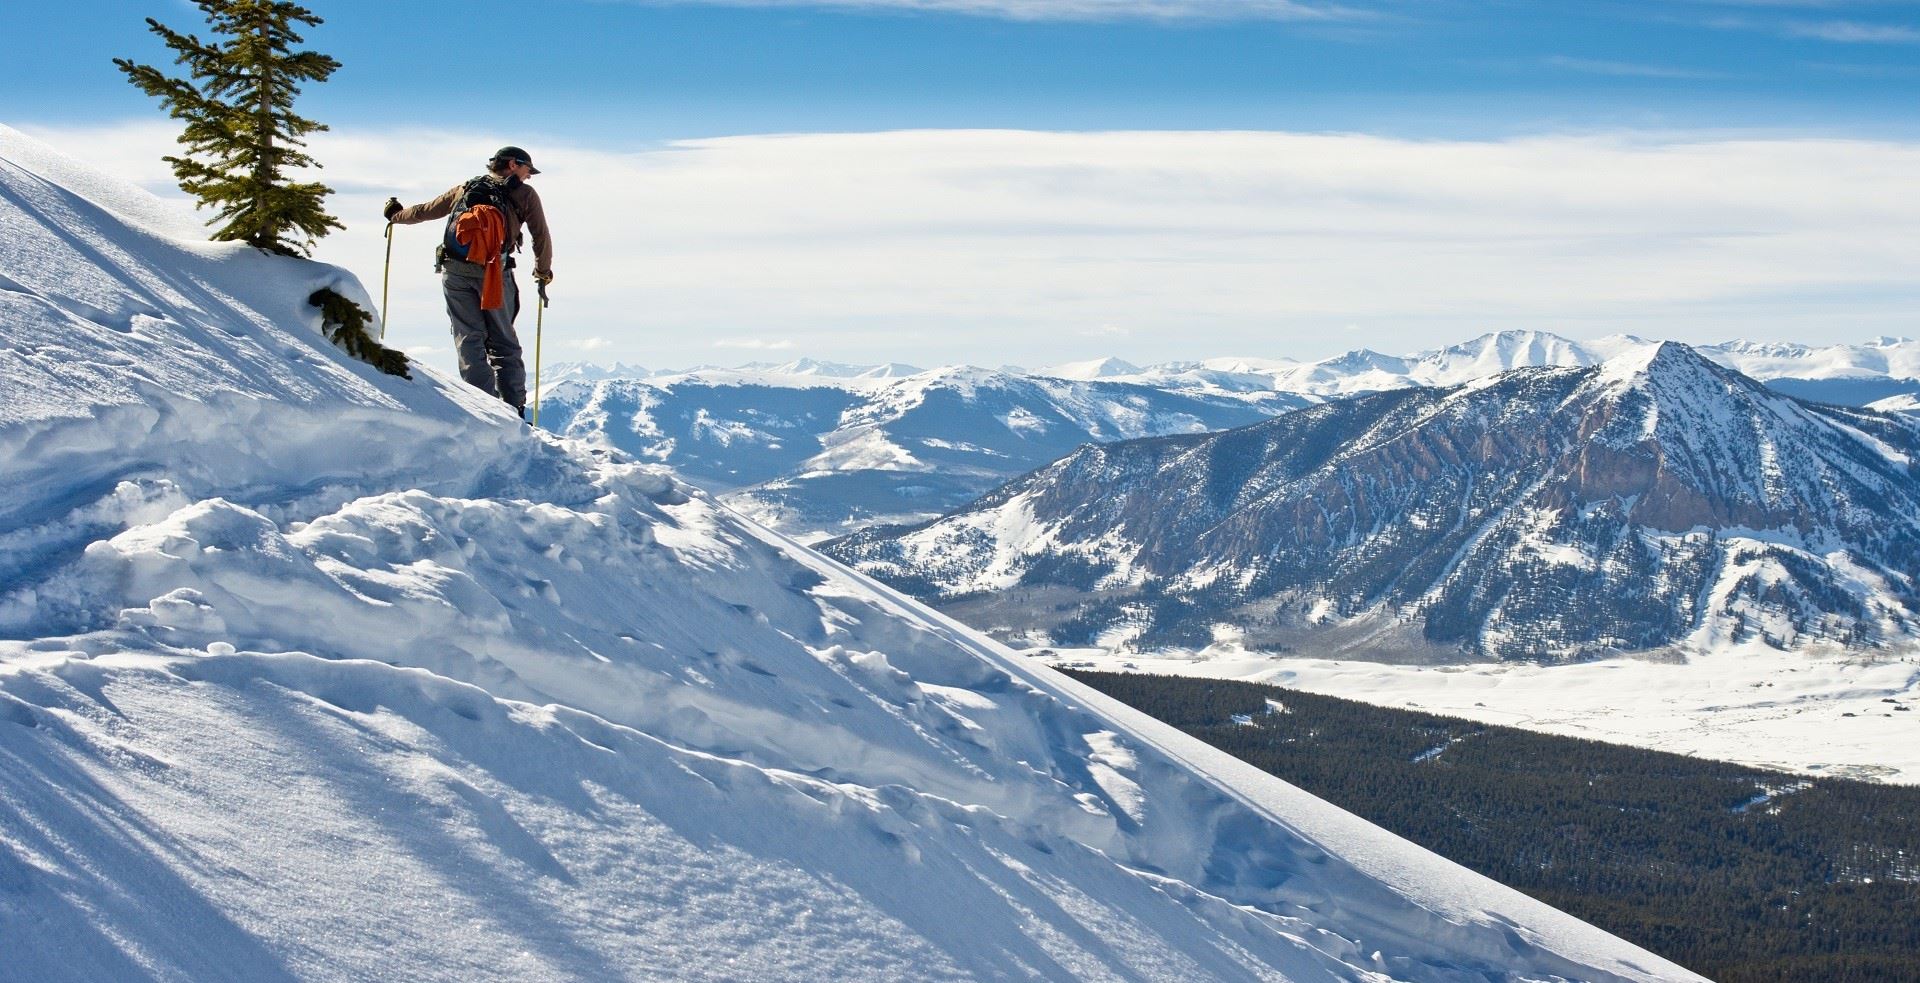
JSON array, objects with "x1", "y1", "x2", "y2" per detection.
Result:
[
  {"x1": 1786, "y1": 19, "x2": 1920, "y2": 41},
  {"x1": 570, "y1": 336, "x2": 616, "y2": 351},
  {"x1": 1541, "y1": 55, "x2": 1730, "y2": 79},
  {"x1": 1699, "y1": 11, "x2": 1920, "y2": 42},
  {"x1": 609, "y1": 0, "x2": 1358, "y2": 21},
  {"x1": 714, "y1": 338, "x2": 798, "y2": 350}
]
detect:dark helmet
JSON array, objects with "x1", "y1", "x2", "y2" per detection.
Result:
[{"x1": 490, "y1": 145, "x2": 541, "y2": 175}]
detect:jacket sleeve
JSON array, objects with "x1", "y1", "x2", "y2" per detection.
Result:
[
  {"x1": 391, "y1": 185, "x2": 461, "y2": 225},
  {"x1": 518, "y1": 187, "x2": 554, "y2": 278}
]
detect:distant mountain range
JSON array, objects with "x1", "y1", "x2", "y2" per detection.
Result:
[
  {"x1": 825, "y1": 343, "x2": 1920, "y2": 661},
  {"x1": 535, "y1": 363, "x2": 1308, "y2": 538},
  {"x1": 538, "y1": 332, "x2": 1920, "y2": 538},
  {"x1": 1035, "y1": 332, "x2": 1920, "y2": 404}
]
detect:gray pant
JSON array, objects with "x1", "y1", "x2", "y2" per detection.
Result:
[{"x1": 442, "y1": 260, "x2": 526, "y2": 409}]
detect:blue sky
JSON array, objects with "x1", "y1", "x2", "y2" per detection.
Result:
[
  {"x1": 6, "y1": 0, "x2": 1919, "y2": 367},
  {"x1": 16, "y1": 0, "x2": 1920, "y2": 139}
]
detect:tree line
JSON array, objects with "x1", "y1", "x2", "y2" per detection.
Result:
[{"x1": 1064, "y1": 668, "x2": 1920, "y2": 983}]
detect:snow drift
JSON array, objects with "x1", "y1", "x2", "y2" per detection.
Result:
[{"x1": 0, "y1": 125, "x2": 1698, "y2": 982}]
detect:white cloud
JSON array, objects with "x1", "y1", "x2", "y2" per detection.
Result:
[
  {"x1": 21, "y1": 122, "x2": 1920, "y2": 367},
  {"x1": 1787, "y1": 19, "x2": 1920, "y2": 41},
  {"x1": 607, "y1": 0, "x2": 1353, "y2": 22},
  {"x1": 1080, "y1": 323, "x2": 1131, "y2": 337},
  {"x1": 570, "y1": 336, "x2": 615, "y2": 351}
]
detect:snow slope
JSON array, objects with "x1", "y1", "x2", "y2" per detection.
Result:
[{"x1": 0, "y1": 126, "x2": 1696, "y2": 982}]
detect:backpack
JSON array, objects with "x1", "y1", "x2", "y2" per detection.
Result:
[{"x1": 441, "y1": 175, "x2": 519, "y2": 262}]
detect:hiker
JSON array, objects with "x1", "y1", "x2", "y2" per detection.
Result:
[{"x1": 384, "y1": 146, "x2": 554, "y2": 417}]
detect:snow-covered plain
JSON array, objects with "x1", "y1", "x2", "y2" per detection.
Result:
[
  {"x1": 0, "y1": 127, "x2": 1702, "y2": 980},
  {"x1": 1041, "y1": 645, "x2": 1920, "y2": 784}
]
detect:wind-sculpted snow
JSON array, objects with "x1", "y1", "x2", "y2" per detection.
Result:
[
  {"x1": 0, "y1": 126, "x2": 1696, "y2": 980},
  {"x1": 5, "y1": 459, "x2": 1692, "y2": 981},
  {"x1": 832, "y1": 344, "x2": 1920, "y2": 660}
]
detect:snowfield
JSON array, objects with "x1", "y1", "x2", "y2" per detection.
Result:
[
  {"x1": 0, "y1": 125, "x2": 1701, "y2": 981},
  {"x1": 1041, "y1": 645, "x2": 1920, "y2": 784}
]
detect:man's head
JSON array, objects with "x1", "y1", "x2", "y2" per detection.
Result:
[{"x1": 488, "y1": 146, "x2": 541, "y2": 179}]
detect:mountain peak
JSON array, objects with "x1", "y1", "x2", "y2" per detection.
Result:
[
  {"x1": 1460, "y1": 328, "x2": 1578, "y2": 349},
  {"x1": 1583, "y1": 342, "x2": 1770, "y2": 449},
  {"x1": 1424, "y1": 330, "x2": 1595, "y2": 374},
  {"x1": 1319, "y1": 348, "x2": 1407, "y2": 373},
  {"x1": 1038, "y1": 356, "x2": 1143, "y2": 380},
  {"x1": 1594, "y1": 339, "x2": 1720, "y2": 386}
]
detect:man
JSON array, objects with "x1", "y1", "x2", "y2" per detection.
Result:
[{"x1": 385, "y1": 146, "x2": 554, "y2": 417}]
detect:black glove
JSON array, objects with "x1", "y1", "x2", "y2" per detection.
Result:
[{"x1": 383, "y1": 197, "x2": 403, "y2": 221}]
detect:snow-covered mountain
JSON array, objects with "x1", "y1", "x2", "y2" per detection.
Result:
[
  {"x1": 1709, "y1": 336, "x2": 1920, "y2": 382},
  {"x1": 1035, "y1": 355, "x2": 1144, "y2": 380},
  {"x1": 1872, "y1": 393, "x2": 1920, "y2": 415},
  {"x1": 541, "y1": 331, "x2": 1918, "y2": 540},
  {"x1": 538, "y1": 359, "x2": 656, "y2": 386},
  {"x1": 1256, "y1": 330, "x2": 1604, "y2": 397},
  {"x1": 536, "y1": 365, "x2": 1310, "y2": 539},
  {"x1": 1034, "y1": 331, "x2": 1920, "y2": 402},
  {"x1": 1209, "y1": 330, "x2": 1920, "y2": 402},
  {"x1": 828, "y1": 344, "x2": 1920, "y2": 662},
  {"x1": 0, "y1": 127, "x2": 1699, "y2": 981},
  {"x1": 739, "y1": 356, "x2": 927, "y2": 379}
]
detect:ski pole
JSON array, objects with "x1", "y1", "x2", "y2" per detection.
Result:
[
  {"x1": 532, "y1": 281, "x2": 549, "y2": 426},
  {"x1": 379, "y1": 219, "x2": 395, "y2": 339}
]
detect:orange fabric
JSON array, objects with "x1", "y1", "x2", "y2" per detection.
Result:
[{"x1": 454, "y1": 205, "x2": 508, "y2": 310}]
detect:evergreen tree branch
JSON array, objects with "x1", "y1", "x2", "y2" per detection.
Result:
[
  {"x1": 309, "y1": 289, "x2": 409, "y2": 378},
  {"x1": 115, "y1": 0, "x2": 342, "y2": 257}
]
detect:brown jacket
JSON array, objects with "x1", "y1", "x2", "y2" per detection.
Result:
[{"x1": 393, "y1": 176, "x2": 553, "y2": 279}]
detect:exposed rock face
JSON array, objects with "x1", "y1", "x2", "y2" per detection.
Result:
[{"x1": 829, "y1": 344, "x2": 1920, "y2": 661}]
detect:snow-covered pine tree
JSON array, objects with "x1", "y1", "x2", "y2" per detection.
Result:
[
  {"x1": 116, "y1": 2, "x2": 407, "y2": 378},
  {"x1": 114, "y1": 0, "x2": 342, "y2": 257}
]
